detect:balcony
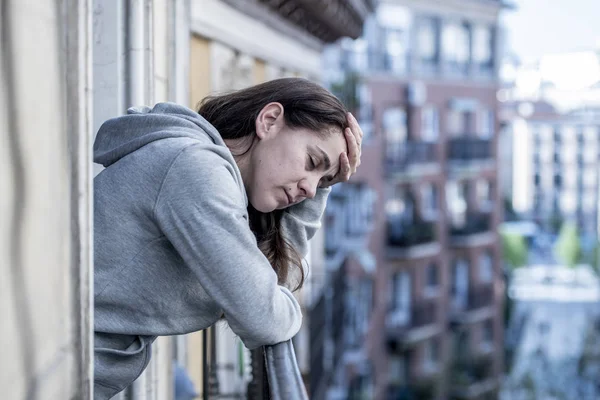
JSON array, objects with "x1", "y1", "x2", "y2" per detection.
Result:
[
  {"x1": 448, "y1": 137, "x2": 493, "y2": 164},
  {"x1": 450, "y1": 284, "x2": 495, "y2": 325},
  {"x1": 387, "y1": 380, "x2": 438, "y2": 400},
  {"x1": 449, "y1": 212, "x2": 494, "y2": 245},
  {"x1": 449, "y1": 352, "x2": 498, "y2": 399},
  {"x1": 247, "y1": 341, "x2": 309, "y2": 400},
  {"x1": 385, "y1": 142, "x2": 438, "y2": 177},
  {"x1": 387, "y1": 219, "x2": 439, "y2": 259},
  {"x1": 387, "y1": 300, "x2": 440, "y2": 348},
  {"x1": 309, "y1": 265, "x2": 347, "y2": 400}
]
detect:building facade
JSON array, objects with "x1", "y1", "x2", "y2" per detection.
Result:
[
  {"x1": 498, "y1": 51, "x2": 600, "y2": 240},
  {"x1": 2, "y1": 0, "x2": 371, "y2": 398},
  {"x1": 321, "y1": 0, "x2": 507, "y2": 399}
]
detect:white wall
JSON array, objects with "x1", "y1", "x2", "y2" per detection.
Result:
[{"x1": 1, "y1": 0, "x2": 93, "y2": 398}]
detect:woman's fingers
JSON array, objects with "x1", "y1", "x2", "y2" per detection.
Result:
[
  {"x1": 344, "y1": 128, "x2": 359, "y2": 174},
  {"x1": 348, "y1": 112, "x2": 363, "y2": 148},
  {"x1": 339, "y1": 152, "x2": 351, "y2": 182}
]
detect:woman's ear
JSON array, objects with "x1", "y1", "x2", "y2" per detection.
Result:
[{"x1": 255, "y1": 102, "x2": 284, "y2": 140}]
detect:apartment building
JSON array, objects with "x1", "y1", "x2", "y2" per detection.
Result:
[
  {"x1": 499, "y1": 53, "x2": 600, "y2": 239},
  {"x1": 321, "y1": 0, "x2": 508, "y2": 399}
]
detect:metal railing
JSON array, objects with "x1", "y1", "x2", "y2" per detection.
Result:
[
  {"x1": 449, "y1": 212, "x2": 491, "y2": 236},
  {"x1": 248, "y1": 341, "x2": 309, "y2": 400},
  {"x1": 450, "y1": 351, "x2": 495, "y2": 392},
  {"x1": 467, "y1": 284, "x2": 494, "y2": 311},
  {"x1": 387, "y1": 219, "x2": 436, "y2": 248},
  {"x1": 385, "y1": 142, "x2": 437, "y2": 174},
  {"x1": 387, "y1": 300, "x2": 438, "y2": 337},
  {"x1": 194, "y1": 328, "x2": 308, "y2": 400},
  {"x1": 448, "y1": 137, "x2": 492, "y2": 162}
]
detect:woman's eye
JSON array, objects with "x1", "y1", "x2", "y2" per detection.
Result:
[{"x1": 309, "y1": 156, "x2": 317, "y2": 168}]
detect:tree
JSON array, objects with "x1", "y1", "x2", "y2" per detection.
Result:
[
  {"x1": 330, "y1": 72, "x2": 361, "y2": 113},
  {"x1": 554, "y1": 222, "x2": 582, "y2": 267},
  {"x1": 501, "y1": 232, "x2": 528, "y2": 270}
]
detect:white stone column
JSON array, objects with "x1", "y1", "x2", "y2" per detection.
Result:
[{"x1": 1, "y1": 0, "x2": 93, "y2": 398}]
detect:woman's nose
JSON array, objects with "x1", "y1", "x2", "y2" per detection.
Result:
[{"x1": 299, "y1": 176, "x2": 318, "y2": 199}]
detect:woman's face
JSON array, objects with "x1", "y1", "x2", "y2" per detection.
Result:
[{"x1": 245, "y1": 103, "x2": 346, "y2": 213}]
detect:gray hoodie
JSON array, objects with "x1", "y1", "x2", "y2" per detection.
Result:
[{"x1": 93, "y1": 103, "x2": 329, "y2": 399}]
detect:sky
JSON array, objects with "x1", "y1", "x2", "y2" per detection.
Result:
[{"x1": 500, "y1": 0, "x2": 600, "y2": 62}]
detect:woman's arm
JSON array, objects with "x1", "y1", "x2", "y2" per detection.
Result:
[{"x1": 154, "y1": 144, "x2": 302, "y2": 349}]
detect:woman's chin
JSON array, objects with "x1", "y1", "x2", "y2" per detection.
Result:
[{"x1": 250, "y1": 199, "x2": 277, "y2": 213}]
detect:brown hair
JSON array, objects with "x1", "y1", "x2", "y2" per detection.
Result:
[{"x1": 198, "y1": 78, "x2": 347, "y2": 291}]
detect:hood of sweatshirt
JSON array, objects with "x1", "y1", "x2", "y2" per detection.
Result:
[{"x1": 93, "y1": 102, "x2": 225, "y2": 167}]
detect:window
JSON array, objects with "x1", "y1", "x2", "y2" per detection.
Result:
[
  {"x1": 389, "y1": 355, "x2": 409, "y2": 385},
  {"x1": 451, "y1": 259, "x2": 469, "y2": 310},
  {"x1": 482, "y1": 319, "x2": 494, "y2": 347},
  {"x1": 421, "y1": 183, "x2": 439, "y2": 217},
  {"x1": 426, "y1": 262, "x2": 439, "y2": 289},
  {"x1": 385, "y1": 28, "x2": 408, "y2": 73},
  {"x1": 473, "y1": 25, "x2": 493, "y2": 66},
  {"x1": 417, "y1": 17, "x2": 438, "y2": 63},
  {"x1": 423, "y1": 339, "x2": 439, "y2": 371},
  {"x1": 389, "y1": 271, "x2": 411, "y2": 325},
  {"x1": 442, "y1": 22, "x2": 470, "y2": 68},
  {"x1": 446, "y1": 181, "x2": 467, "y2": 226},
  {"x1": 447, "y1": 110, "x2": 463, "y2": 136},
  {"x1": 383, "y1": 108, "x2": 408, "y2": 161},
  {"x1": 478, "y1": 109, "x2": 494, "y2": 138},
  {"x1": 357, "y1": 83, "x2": 373, "y2": 140},
  {"x1": 560, "y1": 191, "x2": 577, "y2": 214},
  {"x1": 350, "y1": 38, "x2": 368, "y2": 72},
  {"x1": 584, "y1": 126, "x2": 598, "y2": 141},
  {"x1": 422, "y1": 106, "x2": 439, "y2": 141},
  {"x1": 583, "y1": 192, "x2": 596, "y2": 212},
  {"x1": 476, "y1": 179, "x2": 492, "y2": 210},
  {"x1": 386, "y1": 186, "x2": 413, "y2": 217},
  {"x1": 479, "y1": 251, "x2": 494, "y2": 283}
]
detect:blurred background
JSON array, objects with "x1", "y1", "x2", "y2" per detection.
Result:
[{"x1": 1, "y1": 0, "x2": 600, "y2": 399}]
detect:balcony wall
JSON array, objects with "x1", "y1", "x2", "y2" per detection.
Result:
[
  {"x1": 450, "y1": 352, "x2": 497, "y2": 399},
  {"x1": 387, "y1": 300, "x2": 438, "y2": 342},
  {"x1": 449, "y1": 212, "x2": 492, "y2": 237},
  {"x1": 448, "y1": 137, "x2": 493, "y2": 162},
  {"x1": 386, "y1": 142, "x2": 438, "y2": 175},
  {"x1": 467, "y1": 284, "x2": 494, "y2": 311},
  {"x1": 388, "y1": 219, "x2": 437, "y2": 248}
]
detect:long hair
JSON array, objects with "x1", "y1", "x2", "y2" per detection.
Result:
[{"x1": 198, "y1": 78, "x2": 347, "y2": 291}]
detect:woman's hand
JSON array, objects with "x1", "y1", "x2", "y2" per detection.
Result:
[{"x1": 319, "y1": 112, "x2": 363, "y2": 188}]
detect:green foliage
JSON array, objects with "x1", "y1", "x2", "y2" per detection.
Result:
[
  {"x1": 330, "y1": 72, "x2": 361, "y2": 113},
  {"x1": 554, "y1": 222, "x2": 582, "y2": 267},
  {"x1": 548, "y1": 213, "x2": 564, "y2": 234},
  {"x1": 501, "y1": 232, "x2": 528, "y2": 269},
  {"x1": 582, "y1": 241, "x2": 600, "y2": 274}
]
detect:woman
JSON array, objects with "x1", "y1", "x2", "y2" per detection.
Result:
[{"x1": 92, "y1": 78, "x2": 362, "y2": 398}]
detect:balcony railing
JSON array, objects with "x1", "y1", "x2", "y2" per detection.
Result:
[
  {"x1": 388, "y1": 219, "x2": 436, "y2": 248},
  {"x1": 449, "y1": 212, "x2": 491, "y2": 237},
  {"x1": 247, "y1": 340, "x2": 310, "y2": 400},
  {"x1": 448, "y1": 137, "x2": 492, "y2": 162},
  {"x1": 467, "y1": 284, "x2": 494, "y2": 311},
  {"x1": 387, "y1": 300, "x2": 438, "y2": 340},
  {"x1": 309, "y1": 290, "x2": 328, "y2": 400},
  {"x1": 450, "y1": 284, "x2": 495, "y2": 325},
  {"x1": 450, "y1": 352, "x2": 497, "y2": 398},
  {"x1": 309, "y1": 264, "x2": 348, "y2": 400},
  {"x1": 386, "y1": 142, "x2": 437, "y2": 174}
]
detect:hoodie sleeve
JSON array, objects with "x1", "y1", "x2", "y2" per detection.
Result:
[
  {"x1": 281, "y1": 188, "x2": 330, "y2": 258},
  {"x1": 153, "y1": 145, "x2": 302, "y2": 349}
]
